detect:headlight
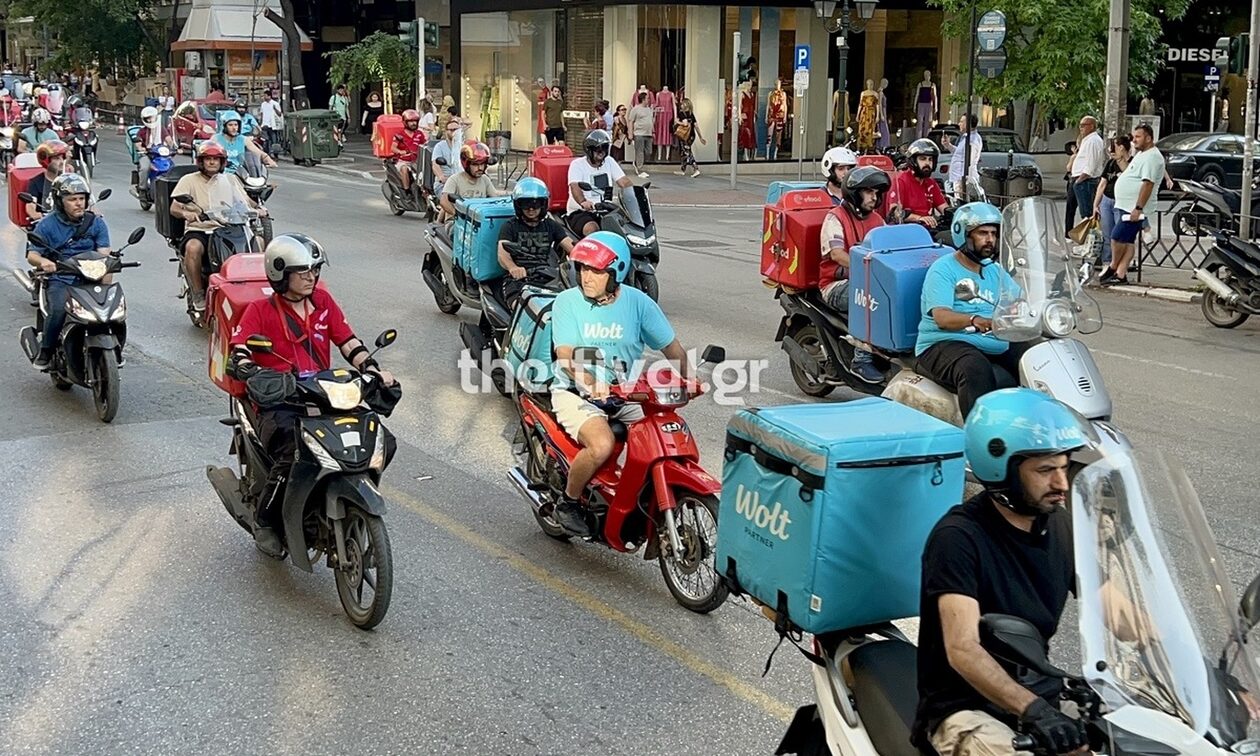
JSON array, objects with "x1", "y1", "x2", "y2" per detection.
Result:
[
  {"x1": 77, "y1": 120, "x2": 90, "y2": 129},
  {"x1": 370, "y1": 431, "x2": 387, "y2": 472},
  {"x1": 652, "y1": 385, "x2": 687, "y2": 407},
  {"x1": 66, "y1": 297, "x2": 98, "y2": 322},
  {"x1": 110, "y1": 293, "x2": 126, "y2": 321},
  {"x1": 1167, "y1": 153, "x2": 1191, "y2": 163},
  {"x1": 1042, "y1": 300, "x2": 1076, "y2": 338},
  {"x1": 625, "y1": 233, "x2": 656, "y2": 246},
  {"x1": 301, "y1": 429, "x2": 340, "y2": 470},
  {"x1": 157, "y1": 146, "x2": 170, "y2": 157},
  {"x1": 318, "y1": 379, "x2": 362, "y2": 410},
  {"x1": 0, "y1": 127, "x2": 13, "y2": 138},
  {"x1": 77, "y1": 258, "x2": 108, "y2": 281}
]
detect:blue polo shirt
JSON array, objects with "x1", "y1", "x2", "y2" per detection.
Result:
[
  {"x1": 915, "y1": 254, "x2": 1022, "y2": 356},
  {"x1": 30, "y1": 211, "x2": 111, "y2": 282}
]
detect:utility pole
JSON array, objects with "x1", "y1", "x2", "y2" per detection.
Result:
[
  {"x1": 963, "y1": 0, "x2": 977, "y2": 191},
  {"x1": 730, "y1": 31, "x2": 740, "y2": 190},
  {"x1": 416, "y1": 16, "x2": 426, "y2": 110},
  {"x1": 1241, "y1": 0, "x2": 1259, "y2": 238},
  {"x1": 1103, "y1": 0, "x2": 1131, "y2": 137}
]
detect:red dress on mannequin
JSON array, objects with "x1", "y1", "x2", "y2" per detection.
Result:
[{"x1": 738, "y1": 89, "x2": 757, "y2": 151}]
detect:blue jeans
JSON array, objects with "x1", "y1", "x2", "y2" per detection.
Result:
[
  {"x1": 1072, "y1": 178, "x2": 1099, "y2": 224},
  {"x1": 41, "y1": 278, "x2": 68, "y2": 350},
  {"x1": 1098, "y1": 194, "x2": 1115, "y2": 265},
  {"x1": 823, "y1": 281, "x2": 872, "y2": 366}
]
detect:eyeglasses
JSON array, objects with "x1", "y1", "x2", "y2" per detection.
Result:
[{"x1": 291, "y1": 267, "x2": 320, "y2": 279}]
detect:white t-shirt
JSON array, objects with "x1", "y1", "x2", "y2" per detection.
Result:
[
  {"x1": 419, "y1": 111, "x2": 436, "y2": 136},
  {"x1": 259, "y1": 100, "x2": 282, "y2": 129},
  {"x1": 566, "y1": 156, "x2": 626, "y2": 213},
  {"x1": 159, "y1": 95, "x2": 176, "y2": 112},
  {"x1": 1113, "y1": 147, "x2": 1165, "y2": 213},
  {"x1": 1072, "y1": 131, "x2": 1107, "y2": 179}
]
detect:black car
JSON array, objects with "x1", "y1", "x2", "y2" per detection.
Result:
[{"x1": 1160, "y1": 132, "x2": 1260, "y2": 190}]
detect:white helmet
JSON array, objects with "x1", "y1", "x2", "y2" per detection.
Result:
[
  {"x1": 821, "y1": 146, "x2": 858, "y2": 184},
  {"x1": 32, "y1": 107, "x2": 50, "y2": 125},
  {"x1": 141, "y1": 106, "x2": 159, "y2": 124}
]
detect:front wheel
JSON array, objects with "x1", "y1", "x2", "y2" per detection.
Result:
[
  {"x1": 259, "y1": 215, "x2": 274, "y2": 246},
  {"x1": 635, "y1": 270, "x2": 660, "y2": 302},
  {"x1": 335, "y1": 507, "x2": 394, "y2": 630},
  {"x1": 91, "y1": 348, "x2": 119, "y2": 423},
  {"x1": 657, "y1": 493, "x2": 728, "y2": 613},
  {"x1": 139, "y1": 198, "x2": 152, "y2": 212}
]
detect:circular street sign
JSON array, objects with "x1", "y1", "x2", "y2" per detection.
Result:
[
  {"x1": 976, "y1": 48, "x2": 1008, "y2": 79},
  {"x1": 976, "y1": 10, "x2": 1007, "y2": 53}
]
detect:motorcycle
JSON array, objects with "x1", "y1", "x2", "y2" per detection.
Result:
[
  {"x1": 167, "y1": 195, "x2": 260, "y2": 328},
  {"x1": 508, "y1": 345, "x2": 730, "y2": 613},
  {"x1": 422, "y1": 219, "x2": 481, "y2": 315},
  {"x1": 69, "y1": 116, "x2": 98, "y2": 181},
  {"x1": 1173, "y1": 176, "x2": 1260, "y2": 239},
  {"x1": 1193, "y1": 229, "x2": 1260, "y2": 329},
  {"x1": 236, "y1": 165, "x2": 275, "y2": 246},
  {"x1": 774, "y1": 286, "x2": 891, "y2": 399},
  {"x1": 777, "y1": 452, "x2": 1260, "y2": 755},
  {"x1": 206, "y1": 330, "x2": 402, "y2": 630},
  {"x1": 382, "y1": 147, "x2": 439, "y2": 221},
  {"x1": 16, "y1": 225, "x2": 145, "y2": 423},
  {"x1": 566, "y1": 183, "x2": 662, "y2": 301},
  {"x1": 130, "y1": 141, "x2": 173, "y2": 212},
  {"x1": 0, "y1": 124, "x2": 15, "y2": 173}
]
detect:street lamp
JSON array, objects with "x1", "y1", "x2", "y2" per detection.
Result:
[{"x1": 815, "y1": 0, "x2": 878, "y2": 140}]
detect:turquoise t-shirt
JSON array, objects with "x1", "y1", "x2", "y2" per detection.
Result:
[
  {"x1": 914, "y1": 253, "x2": 1022, "y2": 356},
  {"x1": 550, "y1": 285, "x2": 675, "y2": 388},
  {"x1": 214, "y1": 133, "x2": 247, "y2": 172}
]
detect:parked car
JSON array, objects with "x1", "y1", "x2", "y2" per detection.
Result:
[
  {"x1": 923, "y1": 125, "x2": 1044, "y2": 199},
  {"x1": 1160, "y1": 132, "x2": 1260, "y2": 190},
  {"x1": 172, "y1": 95, "x2": 235, "y2": 150}
]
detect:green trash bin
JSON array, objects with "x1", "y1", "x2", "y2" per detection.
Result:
[{"x1": 286, "y1": 109, "x2": 342, "y2": 166}]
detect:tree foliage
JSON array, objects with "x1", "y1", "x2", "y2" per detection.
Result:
[
  {"x1": 325, "y1": 32, "x2": 415, "y2": 113},
  {"x1": 929, "y1": 0, "x2": 1190, "y2": 126},
  {"x1": 10, "y1": 0, "x2": 163, "y2": 80}
]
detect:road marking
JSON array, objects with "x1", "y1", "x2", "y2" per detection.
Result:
[
  {"x1": 1091, "y1": 349, "x2": 1236, "y2": 380},
  {"x1": 381, "y1": 484, "x2": 796, "y2": 723}
]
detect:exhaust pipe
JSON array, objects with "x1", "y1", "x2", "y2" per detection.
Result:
[
  {"x1": 1194, "y1": 268, "x2": 1241, "y2": 306},
  {"x1": 507, "y1": 467, "x2": 546, "y2": 513},
  {"x1": 12, "y1": 268, "x2": 33, "y2": 293}
]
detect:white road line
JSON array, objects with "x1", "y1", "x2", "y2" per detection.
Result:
[{"x1": 1091, "y1": 349, "x2": 1236, "y2": 380}]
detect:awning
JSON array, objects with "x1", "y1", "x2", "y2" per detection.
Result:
[{"x1": 172, "y1": 5, "x2": 313, "y2": 52}]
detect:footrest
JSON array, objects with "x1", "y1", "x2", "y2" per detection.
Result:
[{"x1": 218, "y1": 417, "x2": 240, "y2": 426}]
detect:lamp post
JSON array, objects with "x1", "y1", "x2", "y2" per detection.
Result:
[{"x1": 816, "y1": 0, "x2": 878, "y2": 143}]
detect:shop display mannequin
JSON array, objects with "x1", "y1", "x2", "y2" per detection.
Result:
[
  {"x1": 1139, "y1": 97, "x2": 1155, "y2": 116},
  {"x1": 856, "y1": 79, "x2": 879, "y2": 151},
  {"x1": 654, "y1": 85, "x2": 676, "y2": 161},
  {"x1": 915, "y1": 70, "x2": 937, "y2": 137},
  {"x1": 876, "y1": 78, "x2": 891, "y2": 150},
  {"x1": 738, "y1": 81, "x2": 757, "y2": 161},
  {"x1": 766, "y1": 80, "x2": 788, "y2": 160},
  {"x1": 832, "y1": 88, "x2": 850, "y2": 142},
  {"x1": 478, "y1": 75, "x2": 493, "y2": 139},
  {"x1": 630, "y1": 84, "x2": 655, "y2": 112}
]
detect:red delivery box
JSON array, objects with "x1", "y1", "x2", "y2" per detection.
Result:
[
  {"x1": 8, "y1": 164, "x2": 43, "y2": 229},
  {"x1": 761, "y1": 189, "x2": 833, "y2": 290},
  {"x1": 372, "y1": 114, "x2": 405, "y2": 159},
  {"x1": 528, "y1": 145, "x2": 574, "y2": 212}
]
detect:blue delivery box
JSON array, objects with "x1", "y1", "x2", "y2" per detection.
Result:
[
  {"x1": 453, "y1": 197, "x2": 515, "y2": 282},
  {"x1": 766, "y1": 181, "x2": 825, "y2": 205},
  {"x1": 716, "y1": 398, "x2": 965, "y2": 634},
  {"x1": 848, "y1": 224, "x2": 951, "y2": 353}
]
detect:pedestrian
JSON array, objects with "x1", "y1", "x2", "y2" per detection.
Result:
[
  {"x1": 1062, "y1": 142, "x2": 1078, "y2": 236},
  {"x1": 158, "y1": 84, "x2": 177, "y2": 132},
  {"x1": 946, "y1": 114, "x2": 982, "y2": 201},
  {"x1": 543, "y1": 86, "x2": 566, "y2": 145},
  {"x1": 1103, "y1": 123, "x2": 1163, "y2": 287},
  {"x1": 418, "y1": 98, "x2": 437, "y2": 140},
  {"x1": 360, "y1": 91, "x2": 383, "y2": 134},
  {"x1": 259, "y1": 88, "x2": 283, "y2": 154},
  {"x1": 1090, "y1": 134, "x2": 1131, "y2": 269},
  {"x1": 611, "y1": 104, "x2": 629, "y2": 164},
  {"x1": 1070, "y1": 115, "x2": 1106, "y2": 224},
  {"x1": 627, "y1": 91, "x2": 654, "y2": 179},
  {"x1": 674, "y1": 98, "x2": 706, "y2": 178},
  {"x1": 329, "y1": 84, "x2": 350, "y2": 145}
]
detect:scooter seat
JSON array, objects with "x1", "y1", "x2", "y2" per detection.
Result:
[
  {"x1": 847, "y1": 640, "x2": 935, "y2": 756},
  {"x1": 531, "y1": 392, "x2": 629, "y2": 443}
]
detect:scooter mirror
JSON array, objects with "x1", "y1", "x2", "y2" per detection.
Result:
[
  {"x1": 954, "y1": 278, "x2": 980, "y2": 302},
  {"x1": 979, "y1": 614, "x2": 1071, "y2": 680},
  {"x1": 1241, "y1": 572, "x2": 1260, "y2": 631},
  {"x1": 26, "y1": 231, "x2": 49, "y2": 249},
  {"x1": 577, "y1": 182, "x2": 593, "y2": 192},
  {"x1": 701, "y1": 345, "x2": 726, "y2": 365},
  {"x1": 173, "y1": 194, "x2": 194, "y2": 204},
  {"x1": 245, "y1": 334, "x2": 274, "y2": 354},
  {"x1": 434, "y1": 157, "x2": 448, "y2": 166},
  {"x1": 96, "y1": 188, "x2": 111, "y2": 202},
  {"x1": 374, "y1": 329, "x2": 397, "y2": 349},
  {"x1": 17, "y1": 191, "x2": 35, "y2": 204},
  {"x1": 126, "y1": 227, "x2": 145, "y2": 245}
]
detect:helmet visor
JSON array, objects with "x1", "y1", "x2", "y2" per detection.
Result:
[{"x1": 518, "y1": 198, "x2": 546, "y2": 214}]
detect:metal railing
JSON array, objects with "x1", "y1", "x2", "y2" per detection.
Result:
[{"x1": 1136, "y1": 209, "x2": 1260, "y2": 281}]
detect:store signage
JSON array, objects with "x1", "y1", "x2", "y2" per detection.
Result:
[
  {"x1": 976, "y1": 11, "x2": 1007, "y2": 52},
  {"x1": 1167, "y1": 47, "x2": 1216, "y2": 63}
]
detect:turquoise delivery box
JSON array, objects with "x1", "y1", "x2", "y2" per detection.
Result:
[
  {"x1": 453, "y1": 196, "x2": 515, "y2": 282},
  {"x1": 849, "y1": 224, "x2": 951, "y2": 353},
  {"x1": 504, "y1": 288, "x2": 557, "y2": 390},
  {"x1": 766, "y1": 181, "x2": 824, "y2": 205},
  {"x1": 716, "y1": 398, "x2": 965, "y2": 634}
]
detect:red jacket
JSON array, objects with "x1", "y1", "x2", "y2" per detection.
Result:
[{"x1": 820, "y1": 205, "x2": 885, "y2": 289}]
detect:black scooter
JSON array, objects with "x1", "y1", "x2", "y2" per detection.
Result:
[
  {"x1": 566, "y1": 183, "x2": 662, "y2": 301},
  {"x1": 382, "y1": 146, "x2": 439, "y2": 221},
  {"x1": 168, "y1": 193, "x2": 259, "y2": 328},
  {"x1": 1194, "y1": 229, "x2": 1260, "y2": 328},
  {"x1": 17, "y1": 224, "x2": 145, "y2": 423},
  {"x1": 207, "y1": 330, "x2": 402, "y2": 629},
  {"x1": 774, "y1": 287, "x2": 888, "y2": 398},
  {"x1": 68, "y1": 113, "x2": 98, "y2": 181},
  {"x1": 236, "y1": 165, "x2": 276, "y2": 246},
  {"x1": 1174, "y1": 177, "x2": 1260, "y2": 238}
]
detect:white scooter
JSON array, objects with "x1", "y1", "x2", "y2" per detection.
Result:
[
  {"x1": 777, "y1": 453, "x2": 1260, "y2": 755},
  {"x1": 882, "y1": 196, "x2": 1131, "y2": 457}
]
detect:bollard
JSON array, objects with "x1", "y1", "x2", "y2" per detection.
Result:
[{"x1": 116, "y1": 115, "x2": 124, "y2": 135}]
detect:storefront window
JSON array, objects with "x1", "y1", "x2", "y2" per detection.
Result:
[{"x1": 460, "y1": 10, "x2": 559, "y2": 151}]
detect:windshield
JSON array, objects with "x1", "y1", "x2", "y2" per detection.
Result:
[
  {"x1": 1073, "y1": 453, "x2": 1260, "y2": 747},
  {"x1": 198, "y1": 103, "x2": 235, "y2": 121},
  {"x1": 619, "y1": 185, "x2": 653, "y2": 228},
  {"x1": 1158, "y1": 134, "x2": 1212, "y2": 152},
  {"x1": 992, "y1": 196, "x2": 1103, "y2": 340},
  {"x1": 980, "y1": 131, "x2": 1026, "y2": 153}
]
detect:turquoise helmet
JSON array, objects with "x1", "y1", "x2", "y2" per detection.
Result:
[
  {"x1": 950, "y1": 201, "x2": 1003, "y2": 249},
  {"x1": 511, "y1": 177, "x2": 550, "y2": 220},
  {"x1": 965, "y1": 388, "x2": 1090, "y2": 489},
  {"x1": 571, "y1": 230, "x2": 631, "y2": 290}
]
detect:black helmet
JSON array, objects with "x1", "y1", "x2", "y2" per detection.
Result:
[
  {"x1": 841, "y1": 166, "x2": 891, "y2": 219},
  {"x1": 264, "y1": 233, "x2": 327, "y2": 294},
  {"x1": 906, "y1": 138, "x2": 940, "y2": 178},
  {"x1": 584, "y1": 129, "x2": 611, "y2": 165},
  {"x1": 233, "y1": 98, "x2": 247, "y2": 111},
  {"x1": 51, "y1": 173, "x2": 91, "y2": 217}
]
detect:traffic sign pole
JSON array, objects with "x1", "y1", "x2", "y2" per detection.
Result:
[
  {"x1": 1240, "y1": 0, "x2": 1258, "y2": 238},
  {"x1": 417, "y1": 16, "x2": 426, "y2": 110},
  {"x1": 730, "y1": 32, "x2": 740, "y2": 190},
  {"x1": 794, "y1": 44, "x2": 810, "y2": 180}
]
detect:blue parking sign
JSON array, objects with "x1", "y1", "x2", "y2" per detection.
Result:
[{"x1": 795, "y1": 45, "x2": 810, "y2": 71}]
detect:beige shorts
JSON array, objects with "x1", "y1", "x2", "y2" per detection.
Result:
[
  {"x1": 929, "y1": 710, "x2": 1029, "y2": 756},
  {"x1": 550, "y1": 389, "x2": 644, "y2": 440}
]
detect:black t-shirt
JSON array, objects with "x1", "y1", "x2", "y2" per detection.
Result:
[
  {"x1": 913, "y1": 494, "x2": 1075, "y2": 741},
  {"x1": 498, "y1": 216, "x2": 566, "y2": 277},
  {"x1": 1100, "y1": 158, "x2": 1123, "y2": 201},
  {"x1": 27, "y1": 173, "x2": 53, "y2": 212}
]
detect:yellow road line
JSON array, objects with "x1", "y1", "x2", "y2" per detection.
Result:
[{"x1": 383, "y1": 485, "x2": 795, "y2": 723}]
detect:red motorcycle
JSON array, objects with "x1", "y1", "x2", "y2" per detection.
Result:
[{"x1": 508, "y1": 346, "x2": 729, "y2": 613}]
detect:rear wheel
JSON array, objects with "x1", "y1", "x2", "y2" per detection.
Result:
[
  {"x1": 1201, "y1": 276, "x2": 1251, "y2": 328},
  {"x1": 334, "y1": 507, "x2": 393, "y2": 630},
  {"x1": 91, "y1": 348, "x2": 119, "y2": 423},
  {"x1": 259, "y1": 216, "x2": 274, "y2": 246},
  {"x1": 526, "y1": 430, "x2": 571, "y2": 542},
  {"x1": 382, "y1": 182, "x2": 405, "y2": 216},
  {"x1": 786, "y1": 323, "x2": 835, "y2": 398},
  {"x1": 657, "y1": 493, "x2": 727, "y2": 613},
  {"x1": 139, "y1": 198, "x2": 152, "y2": 212}
]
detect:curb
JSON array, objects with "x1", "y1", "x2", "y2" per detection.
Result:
[{"x1": 1107, "y1": 285, "x2": 1201, "y2": 303}]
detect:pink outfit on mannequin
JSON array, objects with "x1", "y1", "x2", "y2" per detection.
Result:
[{"x1": 653, "y1": 88, "x2": 676, "y2": 146}]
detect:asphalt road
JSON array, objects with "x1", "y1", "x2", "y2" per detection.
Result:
[{"x1": 0, "y1": 136, "x2": 1256, "y2": 755}]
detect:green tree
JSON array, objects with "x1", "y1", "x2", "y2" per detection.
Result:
[
  {"x1": 929, "y1": 0, "x2": 1190, "y2": 140},
  {"x1": 325, "y1": 32, "x2": 416, "y2": 115},
  {"x1": 11, "y1": 0, "x2": 163, "y2": 80}
]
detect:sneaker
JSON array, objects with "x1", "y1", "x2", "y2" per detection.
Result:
[
  {"x1": 1102, "y1": 276, "x2": 1128, "y2": 287},
  {"x1": 190, "y1": 290, "x2": 207, "y2": 311},
  {"x1": 690, "y1": 169, "x2": 700, "y2": 178},
  {"x1": 849, "y1": 354, "x2": 884, "y2": 385},
  {"x1": 252, "y1": 526, "x2": 286, "y2": 559},
  {"x1": 637, "y1": 171, "x2": 649, "y2": 179},
  {"x1": 552, "y1": 497, "x2": 592, "y2": 538},
  {"x1": 1098, "y1": 268, "x2": 1116, "y2": 283},
  {"x1": 32, "y1": 348, "x2": 52, "y2": 371}
]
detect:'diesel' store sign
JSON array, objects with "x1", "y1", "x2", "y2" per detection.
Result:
[{"x1": 1167, "y1": 47, "x2": 1216, "y2": 63}]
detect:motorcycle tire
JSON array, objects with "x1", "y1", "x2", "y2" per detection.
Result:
[
  {"x1": 334, "y1": 507, "x2": 393, "y2": 630},
  {"x1": 92, "y1": 348, "x2": 120, "y2": 423},
  {"x1": 1201, "y1": 288, "x2": 1251, "y2": 329},
  {"x1": 656, "y1": 492, "x2": 728, "y2": 614},
  {"x1": 786, "y1": 322, "x2": 836, "y2": 398},
  {"x1": 259, "y1": 216, "x2": 274, "y2": 246},
  {"x1": 526, "y1": 431, "x2": 571, "y2": 542},
  {"x1": 382, "y1": 183, "x2": 405, "y2": 216},
  {"x1": 1173, "y1": 203, "x2": 1219, "y2": 237},
  {"x1": 50, "y1": 372, "x2": 73, "y2": 390},
  {"x1": 139, "y1": 199, "x2": 153, "y2": 212},
  {"x1": 635, "y1": 271, "x2": 660, "y2": 302}
]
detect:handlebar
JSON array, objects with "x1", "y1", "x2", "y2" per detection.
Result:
[{"x1": 1012, "y1": 735, "x2": 1036, "y2": 752}]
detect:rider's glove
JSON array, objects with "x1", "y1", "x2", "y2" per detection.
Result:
[{"x1": 1019, "y1": 698, "x2": 1087, "y2": 754}]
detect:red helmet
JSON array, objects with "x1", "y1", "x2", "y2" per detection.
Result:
[
  {"x1": 36, "y1": 139, "x2": 69, "y2": 168},
  {"x1": 195, "y1": 141, "x2": 228, "y2": 171},
  {"x1": 459, "y1": 141, "x2": 491, "y2": 173},
  {"x1": 402, "y1": 109, "x2": 420, "y2": 125}
]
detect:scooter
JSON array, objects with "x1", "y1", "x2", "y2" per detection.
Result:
[
  {"x1": 68, "y1": 115, "x2": 97, "y2": 181},
  {"x1": 236, "y1": 165, "x2": 275, "y2": 246},
  {"x1": 774, "y1": 287, "x2": 891, "y2": 399},
  {"x1": 508, "y1": 346, "x2": 729, "y2": 613},
  {"x1": 16, "y1": 224, "x2": 145, "y2": 423},
  {"x1": 0, "y1": 124, "x2": 15, "y2": 173},
  {"x1": 206, "y1": 330, "x2": 402, "y2": 630},
  {"x1": 1173, "y1": 176, "x2": 1260, "y2": 239},
  {"x1": 1194, "y1": 229, "x2": 1260, "y2": 328},
  {"x1": 168, "y1": 194, "x2": 259, "y2": 328},
  {"x1": 129, "y1": 139, "x2": 173, "y2": 212},
  {"x1": 778, "y1": 453, "x2": 1260, "y2": 755},
  {"x1": 565, "y1": 183, "x2": 662, "y2": 301},
  {"x1": 382, "y1": 146, "x2": 439, "y2": 221}
]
